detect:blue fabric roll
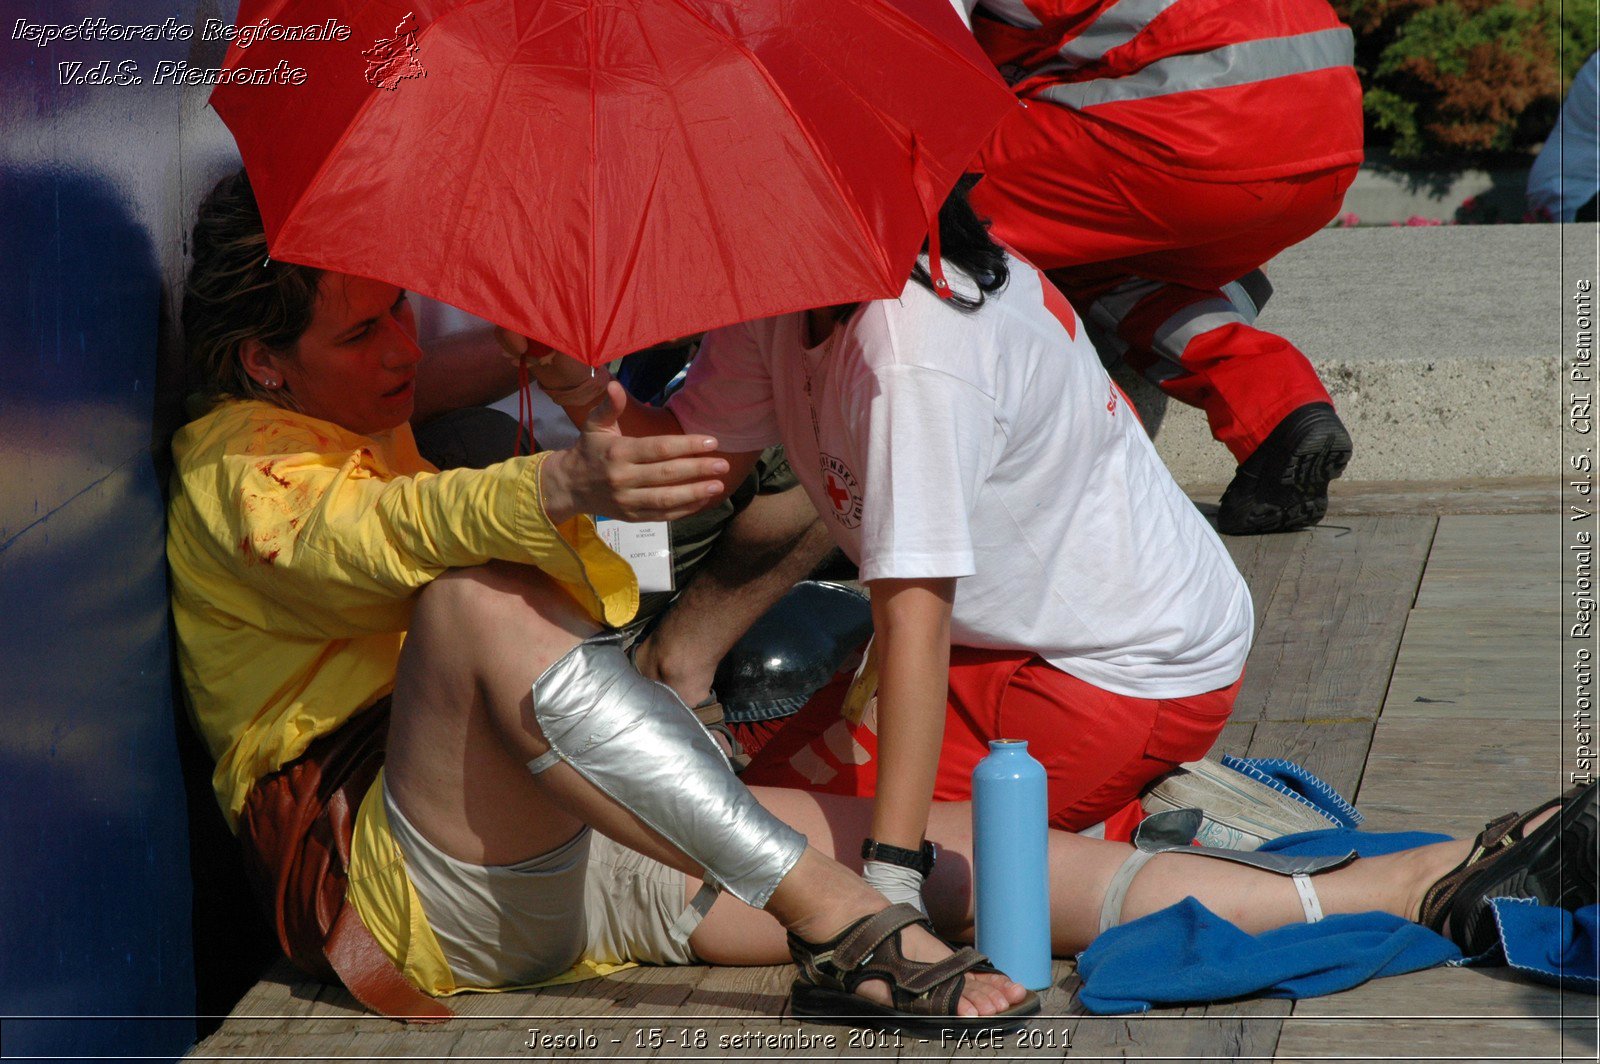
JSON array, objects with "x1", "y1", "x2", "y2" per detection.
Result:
[
  {"x1": 1484, "y1": 898, "x2": 1599, "y2": 990},
  {"x1": 1221, "y1": 755, "x2": 1364, "y2": 828},
  {"x1": 1076, "y1": 898, "x2": 1461, "y2": 1014}
]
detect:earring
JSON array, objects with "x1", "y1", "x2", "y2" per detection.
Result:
[{"x1": 264, "y1": 378, "x2": 279, "y2": 389}]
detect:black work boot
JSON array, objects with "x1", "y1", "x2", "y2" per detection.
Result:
[{"x1": 1216, "y1": 403, "x2": 1352, "y2": 535}]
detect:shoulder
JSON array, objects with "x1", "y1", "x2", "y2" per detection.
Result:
[
  {"x1": 174, "y1": 400, "x2": 373, "y2": 469},
  {"x1": 851, "y1": 255, "x2": 1057, "y2": 375}
]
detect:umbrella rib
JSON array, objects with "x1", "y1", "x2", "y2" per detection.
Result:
[
  {"x1": 272, "y1": 9, "x2": 459, "y2": 255},
  {"x1": 615, "y1": 4, "x2": 751, "y2": 335},
  {"x1": 660, "y1": 0, "x2": 892, "y2": 290},
  {"x1": 859, "y1": 0, "x2": 1003, "y2": 83},
  {"x1": 588, "y1": 0, "x2": 600, "y2": 360}
]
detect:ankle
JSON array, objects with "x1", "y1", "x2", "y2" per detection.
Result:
[
  {"x1": 632, "y1": 636, "x2": 714, "y2": 707},
  {"x1": 768, "y1": 852, "x2": 883, "y2": 944},
  {"x1": 1401, "y1": 841, "x2": 1469, "y2": 922}
]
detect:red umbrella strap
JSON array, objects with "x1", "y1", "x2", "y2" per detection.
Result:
[
  {"x1": 926, "y1": 203, "x2": 952, "y2": 301},
  {"x1": 515, "y1": 357, "x2": 536, "y2": 457}
]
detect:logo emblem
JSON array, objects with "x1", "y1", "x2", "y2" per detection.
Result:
[
  {"x1": 820, "y1": 454, "x2": 862, "y2": 528},
  {"x1": 363, "y1": 12, "x2": 426, "y2": 90}
]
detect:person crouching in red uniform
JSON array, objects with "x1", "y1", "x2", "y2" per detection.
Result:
[{"x1": 956, "y1": 0, "x2": 1362, "y2": 535}]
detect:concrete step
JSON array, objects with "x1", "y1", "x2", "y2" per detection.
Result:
[{"x1": 1114, "y1": 222, "x2": 1592, "y2": 487}]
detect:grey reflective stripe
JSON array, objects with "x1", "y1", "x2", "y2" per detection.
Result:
[
  {"x1": 1087, "y1": 277, "x2": 1163, "y2": 330},
  {"x1": 1038, "y1": 27, "x2": 1354, "y2": 109},
  {"x1": 1084, "y1": 278, "x2": 1160, "y2": 364},
  {"x1": 1057, "y1": 0, "x2": 1183, "y2": 66},
  {"x1": 1152, "y1": 298, "x2": 1245, "y2": 361}
]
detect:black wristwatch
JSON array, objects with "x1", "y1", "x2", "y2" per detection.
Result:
[{"x1": 861, "y1": 837, "x2": 938, "y2": 878}]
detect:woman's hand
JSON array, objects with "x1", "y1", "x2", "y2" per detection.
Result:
[{"x1": 539, "y1": 381, "x2": 728, "y2": 524}]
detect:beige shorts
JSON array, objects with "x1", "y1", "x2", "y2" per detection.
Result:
[{"x1": 383, "y1": 783, "x2": 701, "y2": 989}]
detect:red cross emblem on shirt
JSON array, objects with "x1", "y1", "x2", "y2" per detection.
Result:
[
  {"x1": 819, "y1": 453, "x2": 862, "y2": 528},
  {"x1": 825, "y1": 472, "x2": 851, "y2": 513}
]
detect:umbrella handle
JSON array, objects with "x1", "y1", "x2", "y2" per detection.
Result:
[{"x1": 515, "y1": 358, "x2": 537, "y2": 457}]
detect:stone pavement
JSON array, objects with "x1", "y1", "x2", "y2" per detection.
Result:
[{"x1": 1120, "y1": 223, "x2": 1594, "y2": 486}]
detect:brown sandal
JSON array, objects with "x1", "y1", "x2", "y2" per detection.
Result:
[
  {"x1": 1419, "y1": 783, "x2": 1598, "y2": 956},
  {"x1": 689, "y1": 696, "x2": 751, "y2": 774},
  {"x1": 788, "y1": 903, "x2": 1041, "y2": 1032}
]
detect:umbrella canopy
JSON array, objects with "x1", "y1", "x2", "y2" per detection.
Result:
[{"x1": 211, "y1": 0, "x2": 1016, "y2": 364}]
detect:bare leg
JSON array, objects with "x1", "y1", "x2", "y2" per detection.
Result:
[
  {"x1": 688, "y1": 789, "x2": 1490, "y2": 962},
  {"x1": 382, "y1": 562, "x2": 1022, "y2": 1017},
  {"x1": 634, "y1": 486, "x2": 835, "y2": 706}
]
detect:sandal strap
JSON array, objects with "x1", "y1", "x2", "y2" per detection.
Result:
[
  {"x1": 832, "y1": 903, "x2": 927, "y2": 968},
  {"x1": 689, "y1": 696, "x2": 751, "y2": 773},
  {"x1": 1419, "y1": 813, "x2": 1519, "y2": 929},
  {"x1": 895, "y1": 946, "x2": 988, "y2": 995},
  {"x1": 1418, "y1": 789, "x2": 1580, "y2": 933},
  {"x1": 788, "y1": 904, "x2": 994, "y2": 1018}
]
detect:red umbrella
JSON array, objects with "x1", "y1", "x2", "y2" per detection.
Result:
[{"x1": 211, "y1": 0, "x2": 1016, "y2": 364}]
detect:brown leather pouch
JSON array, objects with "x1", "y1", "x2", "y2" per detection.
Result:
[{"x1": 238, "y1": 700, "x2": 452, "y2": 1022}]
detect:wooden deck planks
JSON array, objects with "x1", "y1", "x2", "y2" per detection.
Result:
[
  {"x1": 1413, "y1": 515, "x2": 1565, "y2": 610},
  {"x1": 190, "y1": 502, "x2": 1593, "y2": 1062},
  {"x1": 1285, "y1": 510, "x2": 1582, "y2": 1061},
  {"x1": 1277, "y1": 966, "x2": 1597, "y2": 1063},
  {"x1": 1383, "y1": 514, "x2": 1566, "y2": 720},
  {"x1": 1229, "y1": 516, "x2": 1435, "y2": 725}
]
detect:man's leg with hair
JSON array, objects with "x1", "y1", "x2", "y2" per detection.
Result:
[
  {"x1": 633, "y1": 478, "x2": 837, "y2": 708},
  {"x1": 381, "y1": 562, "x2": 1022, "y2": 1016}
]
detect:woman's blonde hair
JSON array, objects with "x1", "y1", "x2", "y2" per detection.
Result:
[{"x1": 181, "y1": 169, "x2": 322, "y2": 407}]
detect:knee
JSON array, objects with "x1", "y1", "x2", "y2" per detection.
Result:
[{"x1": 411, "y1": 562, "x2": 595, "y2": 649}]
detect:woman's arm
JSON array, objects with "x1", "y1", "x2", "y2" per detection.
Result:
[
  {"x1": 505, "y1": 336, "x2": 764, "y2": 501},
  {"x1": 867, "y1": 576, "x2": 958, "y2": 855}
]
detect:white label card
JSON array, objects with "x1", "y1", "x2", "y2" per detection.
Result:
[{"x1": 593, "y1": 518, "x2": 675, "y2": 593}]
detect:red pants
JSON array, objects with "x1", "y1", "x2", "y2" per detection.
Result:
[
  {"x1": 969, "y1": 102, "x2": 1358, "y2": 460},
  {"x1": 741, "y1": 646, "x2": 1241, "y2": 833}
]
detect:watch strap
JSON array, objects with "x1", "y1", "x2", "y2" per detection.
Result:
[{"x1": 860, "y1": 837, "x2": 937, "y2": 877}]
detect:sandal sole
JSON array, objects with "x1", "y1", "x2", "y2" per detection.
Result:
[
  {"x1": 1453, "y1": 784, "x2": 1600, "y2": 956},
  {"x1": 790, "y1": 981, "x2": 1041, "y2": 1034}
]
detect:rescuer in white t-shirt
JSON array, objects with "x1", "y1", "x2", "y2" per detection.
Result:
[{"x1": 523, "y1": 180, "x2": 1253, "y2": 910}]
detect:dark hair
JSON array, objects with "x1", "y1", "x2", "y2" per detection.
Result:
[
  {"x1": 909, "y1": 174, "x2": 1009, "y2": 312},
  {"x1": 181, "y1": 169, "x2": 322, "y2": 407}
]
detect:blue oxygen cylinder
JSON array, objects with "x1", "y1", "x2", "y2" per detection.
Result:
[{"x1": 972, "y1": 738, "x2": 1052, "y2": 990}]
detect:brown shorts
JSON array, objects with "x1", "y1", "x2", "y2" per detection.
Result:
[{"x1": 236, "y1": 699, "x2": 449, "y2": 1020}]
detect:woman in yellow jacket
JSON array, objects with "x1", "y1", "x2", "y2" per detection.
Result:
[{"x1": 168, "y1": 169, "x2": 1040, "y2": 1028}]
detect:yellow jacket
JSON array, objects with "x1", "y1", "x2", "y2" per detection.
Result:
[{"x1": 167, "y1": 399, "x2": 638, "y2": 828}]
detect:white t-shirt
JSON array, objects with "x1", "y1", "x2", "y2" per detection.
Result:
[{"x1": 668, "y1": 256, "x2": 1252, "y2": 698}]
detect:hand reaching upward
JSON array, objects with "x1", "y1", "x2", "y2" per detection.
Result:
[{"x1": 538, "y1": 381, "x2": 728, "y2": 524}]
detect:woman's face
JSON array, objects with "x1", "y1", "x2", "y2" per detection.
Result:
[{"x1": 252, "y1": 273, "x2": 423, "y2": 435}]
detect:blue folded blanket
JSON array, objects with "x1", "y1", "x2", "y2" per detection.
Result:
[
  {"x1": 1077, "y1": 898, "x2": 1460, "y2": 1014},
  {"x1": 1222, "y1": 755, "x2": 1364, "y2": 828},
  {"x1": 1076, "y1": 823, "x2": 1599, "y2": 1011}
]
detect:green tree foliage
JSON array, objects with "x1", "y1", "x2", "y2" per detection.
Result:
[{"x1": 1332, "y1": 0, "x2": 1598, "y2": 163}]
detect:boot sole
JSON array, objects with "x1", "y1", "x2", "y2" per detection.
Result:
[{"x1": 1218, "y1": 412, "x2": 1353, "y2": 536}]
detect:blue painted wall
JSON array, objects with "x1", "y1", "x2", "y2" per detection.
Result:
[{"x1": 1, "y1": 1, "x2": 247, "y2": 1056}]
